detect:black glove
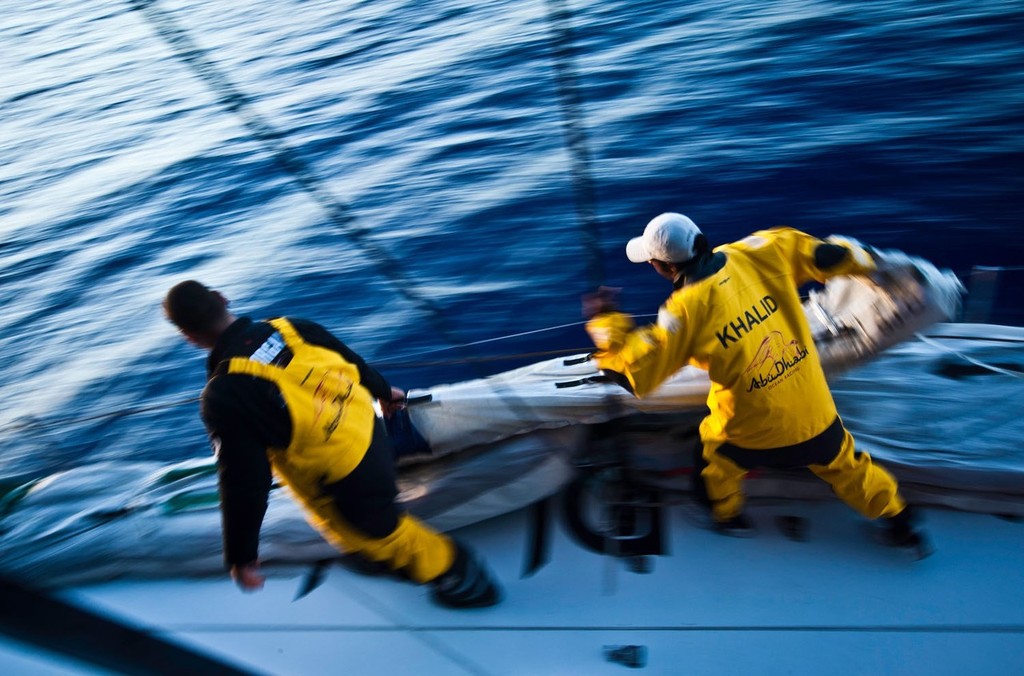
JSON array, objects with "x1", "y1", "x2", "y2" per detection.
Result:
[{"x1": 581, "y1": 286, "x2": 621, "y2": 320}]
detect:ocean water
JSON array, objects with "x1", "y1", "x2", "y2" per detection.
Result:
[{"x1": 2, "y1": 0, "x2": 1022, "y2": 477}]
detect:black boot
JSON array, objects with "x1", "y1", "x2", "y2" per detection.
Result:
[
  {"x1": 713, "y1": 512, "x2": 755, "y2": 538},
  {"x1": 881, "y1": 505, "x2": 933, "y2": 559},
  {"x1": 431, "y1": 542, "x2": 502, "y2": 609}
]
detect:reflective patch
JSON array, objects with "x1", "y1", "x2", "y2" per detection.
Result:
[
  {"x1": 851, "y1": 245, "x2": 873, "y2": 267},
  {"x1": 738, "y1": 235, "x2": 767, "y2": 249},
  {"x1": 250, "y1": 332, "x2": 286, "y2": 364},
  {"x1": 657, "y1": 307, "x2": 681, "y2": 334},
  {"x1": 589, "y1": 327, "x2": 611, "y2": 345}
]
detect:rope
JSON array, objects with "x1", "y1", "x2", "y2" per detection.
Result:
[
  {"x1": 376, "y1": 347, "x2": 589, "y2": 369},
  {"x1": 385, "y1": 315, "x2": 658, "y2": 363},
  {"x1": 544, "y1": 0, "x2": 604, "y2": 288},
  {"x1": 383, "y1": 319, "x2": 591, "y2": 362}
]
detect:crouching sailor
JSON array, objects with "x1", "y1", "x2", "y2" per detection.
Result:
[
  {"x1": 163, "y1": 281, "x2": 501, "y2": 608},
  {"x1": 583, "y1": 214, "x2": 929, "y2": 556}
]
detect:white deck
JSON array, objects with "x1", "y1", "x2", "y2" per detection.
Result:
[{"x1": 16, "y1": 498, "x2": 1022, "y2": 675}]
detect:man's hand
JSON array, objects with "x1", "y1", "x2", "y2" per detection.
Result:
[
  {"x1": 380, "y1": 386, "x2": 407, "y2": 419},
  {"x1": 231, "y1": 562, "x2": 266, "y2": 592},
  {"x1": 582, "y1": 286, "x2": 622, "y2": 320}
]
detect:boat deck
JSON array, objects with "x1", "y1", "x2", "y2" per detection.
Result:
[{"x1": 31, "y1": 498, "x2": 1024, "y2": 675}]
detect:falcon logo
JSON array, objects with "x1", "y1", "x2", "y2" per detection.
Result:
[{"x1": 744, "y1": 330, "x2": 809, "y2": 392}]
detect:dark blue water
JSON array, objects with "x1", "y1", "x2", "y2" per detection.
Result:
[{"x1": 2, "y1": 0, "x2": 1022, "y2": 472}]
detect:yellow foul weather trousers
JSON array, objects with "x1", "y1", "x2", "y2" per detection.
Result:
[{"x1": 701, "y1": 418, "x2": 906, "y2": 522}]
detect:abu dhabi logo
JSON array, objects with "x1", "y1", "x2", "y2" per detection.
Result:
[
  {"x1": 744, "y1": 330, "x2": 809, "y2": 392},
  {"x1": 311, "y1": 370, "x2": 355, "y2": 441}
]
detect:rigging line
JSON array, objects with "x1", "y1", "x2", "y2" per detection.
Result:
[
  {"x1": 544, "y1": 1, "x2": 636, "y2": 591},
  {"x1": 123, "y1": 1, "x2": 576, "y2": 431},
  {"x1": 384, "y1": 314, "x2": 659, "y2": 362},
  {"x1": 383, "y1": 319, "x2": 591, "y2": 361},
  {"x1": 376, "y1": 347, "x2": 590, "y2": 369},
  {"x1": 544, "y1": 0, "x2": 604, "y2": 288},
  {"x1": 9, "y1": 2, "x2": 611, "y2": 440},
  {"x1": 125, "y1": 0, "x2": 476, "y2": 366}
]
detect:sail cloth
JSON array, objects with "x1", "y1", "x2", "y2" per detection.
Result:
[{"x1": 831, "y1": 323, "x2": 1024, "y2": 509}]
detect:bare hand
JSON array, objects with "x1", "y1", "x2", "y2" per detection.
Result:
[
  {"x1": 582, "y1": 286, "x2": 622, "y2": 319},
  {"x1": 231, "y1": 562, "x2": 265, "y2": 592},
  {"x1": 380, "y1": 386, "x2": 407, "y2": 419}
]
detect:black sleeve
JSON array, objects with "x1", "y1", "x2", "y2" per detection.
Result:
[
  {"x1": 202, "y1": 375, "x2": 277, "y2": 569},
  {"x1": 813, "y1": 243, "x2": 851, "y2": 270},
  {"x1": 289, "y1": 318, "x2": 394, "y2": 400}
]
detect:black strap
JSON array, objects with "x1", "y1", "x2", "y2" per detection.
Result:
[
  {"x1": 555, "y1": 375, "x2": 612, "y2": 389},
  {"x1": 0, "y1": 576, "x2": 257, "y2": 675},
  {"x1": 294, "y1": 558, "x2": 334, "y2": 601}
]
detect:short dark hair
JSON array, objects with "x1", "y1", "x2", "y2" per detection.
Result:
[
  {"x1": 691, "y1": 234, "x2": 709, "y2": 258},
  {"x1": 163, "y1": 280, "x2": 227, "y2": 333}
]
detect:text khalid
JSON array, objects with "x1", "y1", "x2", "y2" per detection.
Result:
[{"x1": 716, "y1": 295, "x2": 779, "y2": 349}]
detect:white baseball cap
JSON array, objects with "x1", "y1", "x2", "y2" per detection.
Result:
[{"x1": 626, "y1": 213, "x2": 702, "y2": 263}]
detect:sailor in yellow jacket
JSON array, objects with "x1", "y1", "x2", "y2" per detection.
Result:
[
  {"x1": 585, "y1": 213, "x2": 927, "y2": 551},
  {"x1": 164, "y1": 280, "x2": 501, "y2": 607}
]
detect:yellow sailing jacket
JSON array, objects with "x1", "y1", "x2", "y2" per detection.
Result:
[
  {"x1": 587, "y1": 227, "x2": 876, "y2": 449},
  {"x1": 225, "y1": 317, "x2": 377, "y2": 485}
]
